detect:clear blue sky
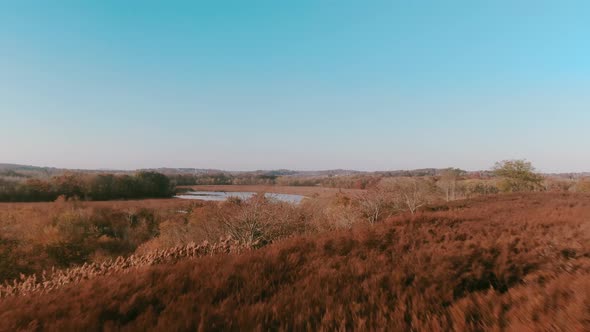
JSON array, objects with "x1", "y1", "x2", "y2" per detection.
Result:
[{"x1": 1, "y1": 1, "x2": 589, "y2": 172}]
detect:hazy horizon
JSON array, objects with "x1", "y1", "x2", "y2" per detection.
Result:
[
  {"x1": 2, "y1": 2, "x2": 589, "y2": 173},
  {"x1": 2, "y1": 160, "x2": 588, "y2": 175}
]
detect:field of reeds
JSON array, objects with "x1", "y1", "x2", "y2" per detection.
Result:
[
  {"x1": 0, "y1": 236, "x2": 246, "y2": 299},
  {"x1": 0, "y1": 192, "x2": 588, "y2": 331},
  {"x1": 0, "y1": 198, "x2": 197, "y2": 283}
]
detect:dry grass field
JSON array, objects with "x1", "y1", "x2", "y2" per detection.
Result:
[
  {"x1": 0, "y1": 199, "x2": 196, "y2": 283},
  {"x1": 1, "y1": 192, "x2": 588, "y2": 331}
]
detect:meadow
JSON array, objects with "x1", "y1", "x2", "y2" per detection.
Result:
[
  {"x1": 0, "y1": 184, "x2": 359, "y2": 284},
  {"x1": 0, "y1": 192, "x2": 588, "y2": 330}
]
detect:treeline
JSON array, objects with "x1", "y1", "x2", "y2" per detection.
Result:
[
  {"x1": 169, "y1": 173, "x2": 383, "y2": 189},
  {"x1": 169, "y1": 173, "x2": 277, "y2": 186},
  {"x1": 0, "y1": 172, "x2": 173, "y2": 202},
  {"x1": 167, "y1": 168, "x2": 491, "y2": 190},
  {"x1": 172, "y1": 160, "x2": 590, "y2": 195}
]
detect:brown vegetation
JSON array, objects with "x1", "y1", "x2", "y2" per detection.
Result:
[
  {"x1": 0, "y1": 199, "x2": 192, "y2": 282},
  {"x1": 0, "y1": 171, "x2": 173, "y2": 202},
  {"x1": 0, "y1": 236, "x2": 247, "y2": 299},
  {"x1": 1, "y1": 192, "x2": 588, "y2": 330}
]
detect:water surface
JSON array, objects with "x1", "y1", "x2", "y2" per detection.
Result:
[{"x1": 176, "y1": 191, "x2": 305, "y2": 203}]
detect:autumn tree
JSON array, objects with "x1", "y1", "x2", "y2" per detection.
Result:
[
  {"x1": 52, "y1": 173, "x2": 86, "y2": 199},
  {"x1": 493, "y1": 160, "x2": 544, "y2": 192}
]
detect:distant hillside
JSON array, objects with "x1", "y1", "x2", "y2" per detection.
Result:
[
  {"x1": 0, "y1": 163, "x2": 61, "y2": 179},
  {"x1": 0, "y1": 163, "x2": 55, "y2": 171},
  {"x1": 1, "y1": 163, "x2": 589, "y2": 180}
]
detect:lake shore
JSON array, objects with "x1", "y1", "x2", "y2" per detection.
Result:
[{"x1": 177, "y1": 185, "x2": 366, "y2": 199}]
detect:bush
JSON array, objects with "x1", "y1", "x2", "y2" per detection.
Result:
[
  {"x1": 493, "y1": 160, "x2": 544, "y2": 192},
  {"x1": 0, "y1": 237, "x2": 34, "y2": 282},
  {"x1": 186, "y1": 194, "x2": 308, "y2": 247},
  {"x1": 572, "y1": 178, "x2": 590, "y2": 193}
]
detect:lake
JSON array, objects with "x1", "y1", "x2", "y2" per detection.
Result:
[{"x1": 175, "y1": 191, "x2": 305, "y2": 203}]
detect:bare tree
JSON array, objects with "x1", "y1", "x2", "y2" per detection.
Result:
[
  {"x1": 356, "y1": 188, "x2": 392, "y2": 224},
  {"x1": 213, "y1": 194, "x2": 303, "y2": 247},
  {"x1": 381, "y1": 177, "x2": 437, "y2": 215},
  {"x1": 437, "y1": 168, "x2": 464, "y2": 202}
]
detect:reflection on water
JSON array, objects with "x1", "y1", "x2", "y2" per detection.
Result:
[{"x1": 175, "y1": 191, "x2": 305, "y2": 203}]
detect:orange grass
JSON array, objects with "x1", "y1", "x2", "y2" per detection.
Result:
[{"x1": 0, "y1": 193, "x2": 588, "y2": 330}]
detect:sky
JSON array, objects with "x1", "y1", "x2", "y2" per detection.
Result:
[{"x1": 1, "y1": 1, "x2": 589, "y2": 172}]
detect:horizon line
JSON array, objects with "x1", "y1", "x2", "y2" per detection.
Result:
[{"x1": 2, "y1": 162, "x2": 589, "y2": 175}]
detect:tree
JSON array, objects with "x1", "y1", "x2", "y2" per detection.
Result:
[
  {"x1": 89, "y1": 174, "x2": 115, "y2": 200},
  {"x1": 493, "y1": 160, "x2": 544, "y2": 192},
  {"x1": 356, "y1": 188, "x2": 393, "y2": 224},
  {"x1": 135, "y1": 171, "x2": 174, "y2": 198},
  {"x1": 213, "y1": 194, "x2": 303, "y2": 247},
  {"x1": 52, "y1": 173, "x2": 86, "y2": 199},
  {"x1": 438, "y1": 168, "x2": 465, "y2": 202},
  {"x1": 380, "y1": 177, "x2": 437, "y2": 215}
]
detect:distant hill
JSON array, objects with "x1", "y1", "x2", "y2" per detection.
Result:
[
  {"x1": 0, "y1": 163, "x2": 62, "y2": 179},
  {"x1": 0, "y1": 163, "x2": 54, "y2": 171},
  {"x1": 1, "y1": 163, "x2": 588, "y2": 179}
]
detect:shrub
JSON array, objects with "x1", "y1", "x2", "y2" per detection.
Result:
[
  {"x1": 493, "y1": 160, "x2": 544, "y2": 192},
  {"x1": 195, "y1": 194, "x2": 307, "y2": 247},
  {"x1": 572, "y1": 177, "x2": 590, "y2": 193}
]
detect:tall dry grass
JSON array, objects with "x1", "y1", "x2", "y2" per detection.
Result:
[
  {"x1": 0, "y1": 199, "x2": 195, "y2": 282},
  {"x1": 0, "y1": 236, "x2": 247, "y2": 299}
]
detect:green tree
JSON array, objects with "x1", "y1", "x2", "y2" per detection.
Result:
[
  {"x1": 493, "y1": 160, "x2": 544, "y2": 192},
  {"x1": 89, "y1": 174, "x2": 115, "y2": 200}
]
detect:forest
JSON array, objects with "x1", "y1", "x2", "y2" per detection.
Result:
[{"x1": 0, "y1": 171, "x2": 173, "y2": 202}]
